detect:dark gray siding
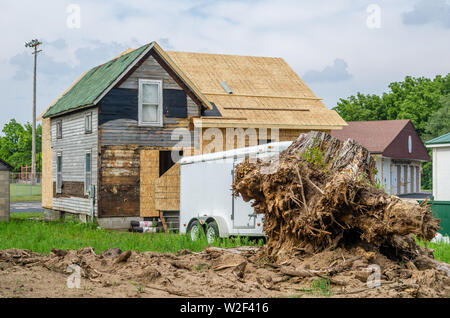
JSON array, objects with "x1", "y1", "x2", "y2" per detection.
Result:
[{"x1": 99, "y1": 54, "x2": 200, "y2": 147}]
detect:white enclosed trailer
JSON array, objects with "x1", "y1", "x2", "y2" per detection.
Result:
[{"x1": 179, "y1": 141, "x2": 292, "y2": 242}]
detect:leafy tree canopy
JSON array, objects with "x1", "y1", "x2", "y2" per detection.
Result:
[
  {"x1": 333, "y1": 74, "x2": 450, "y2": 136},
  {"x1": 333, "y1": 74, "x2": 450, "y2": 191},
  {"x1": 0, "y1": 119, "x2": 42, "y2": 172}
]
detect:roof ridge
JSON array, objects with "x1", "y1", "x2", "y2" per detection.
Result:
[
  {"x1": 347, "y1": 119, "x2": 410, "y2": 123},
  {"x1": 167, "y1": 50, "x2": 283, "y2": 60},
  {"x1": 43, "y1": 43, "x2": 151, "y2": 118}
]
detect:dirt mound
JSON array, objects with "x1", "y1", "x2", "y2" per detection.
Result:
[
  {"x1": 232, "y1": 131, "x2": 441, "y2": 267},
  {"x1": 0, "y1": 246, "x2": 449, "y2": 298}
]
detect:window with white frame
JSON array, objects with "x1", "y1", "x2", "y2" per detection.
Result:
[
  {"x1": 85, "y1": 112, "x2": 92, "y2": 134},
  {"x1": 138, "y1": 79, "x2": 163, "y2": 126},
  {"x1": 85, "y1": 150, "x2": 92, "y2": 194},
  {"x1": 56, "y1": 152, "x2": 62, "y2": 193}
]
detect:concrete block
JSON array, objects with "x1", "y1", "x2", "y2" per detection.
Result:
[
  {"x1": 97, "y1": 217, "x2": 143, "y2": 230},
  {"x1": 44, "y1": 209, "x2": 64, "y2": 221}
]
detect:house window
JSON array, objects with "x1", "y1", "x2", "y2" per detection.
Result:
[
  {"x1": 408, "y1": 135, "x2": 412, "y2": 153},
  {"x1": 85, "y1": 151, "x2": 92, "y2": 194},
  {"x1": 56, "y1": 153, "x2": 62, "y2": 193},
  {"x1": 138, "y1": 79, "x2": 163, "y2": 126},
  {"x1": 85, "y1": 112, "x2": 92, "y2": 134},
  {"x1": 56, "y1": 121, "x2": 62, "y2": 139}
]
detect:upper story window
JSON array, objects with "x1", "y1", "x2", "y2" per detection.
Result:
[
  {"x1": 408, "y1": 135, "x2": 412, "y2": 153},
  {"x1": 56, "y1": 121, "x2": 62, "y2": 139},
  {"x1": 85, "y1": 112, "x2": 92, "y2": 134},
  {"x1": 138, "y1": 79, "x2": 163, "y2": 127}
]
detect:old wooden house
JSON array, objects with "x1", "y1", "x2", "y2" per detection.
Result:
[{"x1": 40, "y1": 41, "x2": 347, "y2": 228}]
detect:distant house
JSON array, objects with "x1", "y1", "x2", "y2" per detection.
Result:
[
  {"x1": 426, "y1": 132, "x2": 450, "y2": 201},
  {"x1": 39, "y1": 41, "x2": 347, "y2": 228},
  {"x1": 331, "y1": 120, "x2": 429, "y2": 195}
]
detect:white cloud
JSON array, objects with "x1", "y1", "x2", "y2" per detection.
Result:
[
  {"x1": 303, "y1": 59, "x2": 353, "y2": 83},
  {"x1": 0, "y1": 0, "x2": 449, "y2": 129},
  {"x1": 403, "y1": 0, "x2": 450, "y2": 28}
]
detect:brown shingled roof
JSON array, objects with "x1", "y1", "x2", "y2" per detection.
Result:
[{"x1": 330, "y1": 120, "x2": 429, "y2": 161}]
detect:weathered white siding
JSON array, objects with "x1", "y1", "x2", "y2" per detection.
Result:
[
  {"x1": 51, "y1": 107, "x2": 98, "y2": 216},
  {"x1": 374, "y1": 156, "x2": 422, "y2": 195},
  {"x1": 432, "y1": 146, "x2": 450, "y2": 201}
]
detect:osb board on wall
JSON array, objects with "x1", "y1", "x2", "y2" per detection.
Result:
[
  {"x1": 140, "y1": 149, "x2": 159, "y2": 217},
  {"x1": 155, "y1": 164, "x2": 180, "y2": 211},
  {"x1": 100, "y1": 145, "x2": 140, "y2": 217},
  {"x1": 42, "y1": 118, "x2": 52, "y2": 209},
  {"x1": 279, "y1": 129, "x2": 323, "y2": 141},
  {"x1": 200, "y1": 128, "x2": 316, "y2": 153}
]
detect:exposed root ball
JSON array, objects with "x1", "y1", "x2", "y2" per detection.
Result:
[{"x1": 232, "y1": 131, "x2": 440, "y2": 262}]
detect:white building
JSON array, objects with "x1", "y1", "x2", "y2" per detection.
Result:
[
  {"x1": 426, "y1": 132, "x2": 450, "y2": 201},
  {"x1": 332, "y1": 120, "x2": 429, "y2": 195}
]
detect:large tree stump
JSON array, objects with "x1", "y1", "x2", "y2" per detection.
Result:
[{"x1": 232, "y1": 131, "x2": 440, "y2": 263}]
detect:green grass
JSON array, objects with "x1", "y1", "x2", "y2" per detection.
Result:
[
  {"x1": 417, "y1": 238, "x2": 450, "y2": 263},
  {"x1": 10, "y1": 195, "x2": 42, "y2": 202},
  {"x1": 10, "y1": 183, "x2": 42, "y2": 202},
  {"x1": 3, "y1": 213, "x2": 448, "y2": 263},
  {"x1": 0, "y1": 212, "x2": 264, "y2": 254},
  {"x1": 301, "y1": 278, "x2": 333, "y2": 297}
]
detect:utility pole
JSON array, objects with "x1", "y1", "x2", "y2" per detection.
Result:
[{"x1": 25, "y1": 39, "x2": 42, "y2": 185}]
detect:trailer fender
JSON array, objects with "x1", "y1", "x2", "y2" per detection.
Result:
[{"x1": 206, "y1": 216, "x2": 229, "y2": 238}]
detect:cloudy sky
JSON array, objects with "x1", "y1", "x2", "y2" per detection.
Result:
[{"x1": 0, "y1": 0, "x2": 449, "y2": 129}]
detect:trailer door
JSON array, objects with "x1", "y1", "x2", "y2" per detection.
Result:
[{"x1": 232, "y1": 160, "x2": 256, "y2": 229}]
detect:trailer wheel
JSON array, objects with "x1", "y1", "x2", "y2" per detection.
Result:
[
  {"x1": 187, "y1": 220, "x2": 203, "y2": 241},
  {"x1": 206, "y1": 220, "x2": 219, "y2": 244}
]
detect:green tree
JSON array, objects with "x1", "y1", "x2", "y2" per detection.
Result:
[
  {"x1": 424, "y1": 95, "x2": 450, "y2": 141},
  {"x1": 333, "y1": 73, "x2": 450, "y2": 191},
  {"x1": 333, "y1": 74, "x2": 450, "y2": 136},
  {"x1": 0, "y1": 119, "x2": 42, "y2": 172},
  {"x1": 421, "y1": 96, "x2": 450, "y2": 190}
]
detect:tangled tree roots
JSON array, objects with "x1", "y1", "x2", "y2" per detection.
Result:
[{"x1": 232, "y1": 131, "x2": 440, "y2": 263}]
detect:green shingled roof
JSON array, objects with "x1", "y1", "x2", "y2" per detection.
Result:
[
  {"x1": 426, "y1": 132, "x2": 450, "y2": 145},
  {"x1": 43, "y1": 43, "x2": 151, "y2": 118}
]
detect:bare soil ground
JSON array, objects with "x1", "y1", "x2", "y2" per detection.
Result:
[
  {"x1": 1, "y1": 246, "x2": 449, "y2": 298},
  {"x1": 2, "y1": 132, "x2": 448, "y2": 298}
]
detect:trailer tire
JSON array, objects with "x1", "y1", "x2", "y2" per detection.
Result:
[
  {"x1": 187, "y1": 220, "x2": 203, "y2": 241},
  {"x1": 206, "y1": 220, "x2": 219, "y2": 244}
]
